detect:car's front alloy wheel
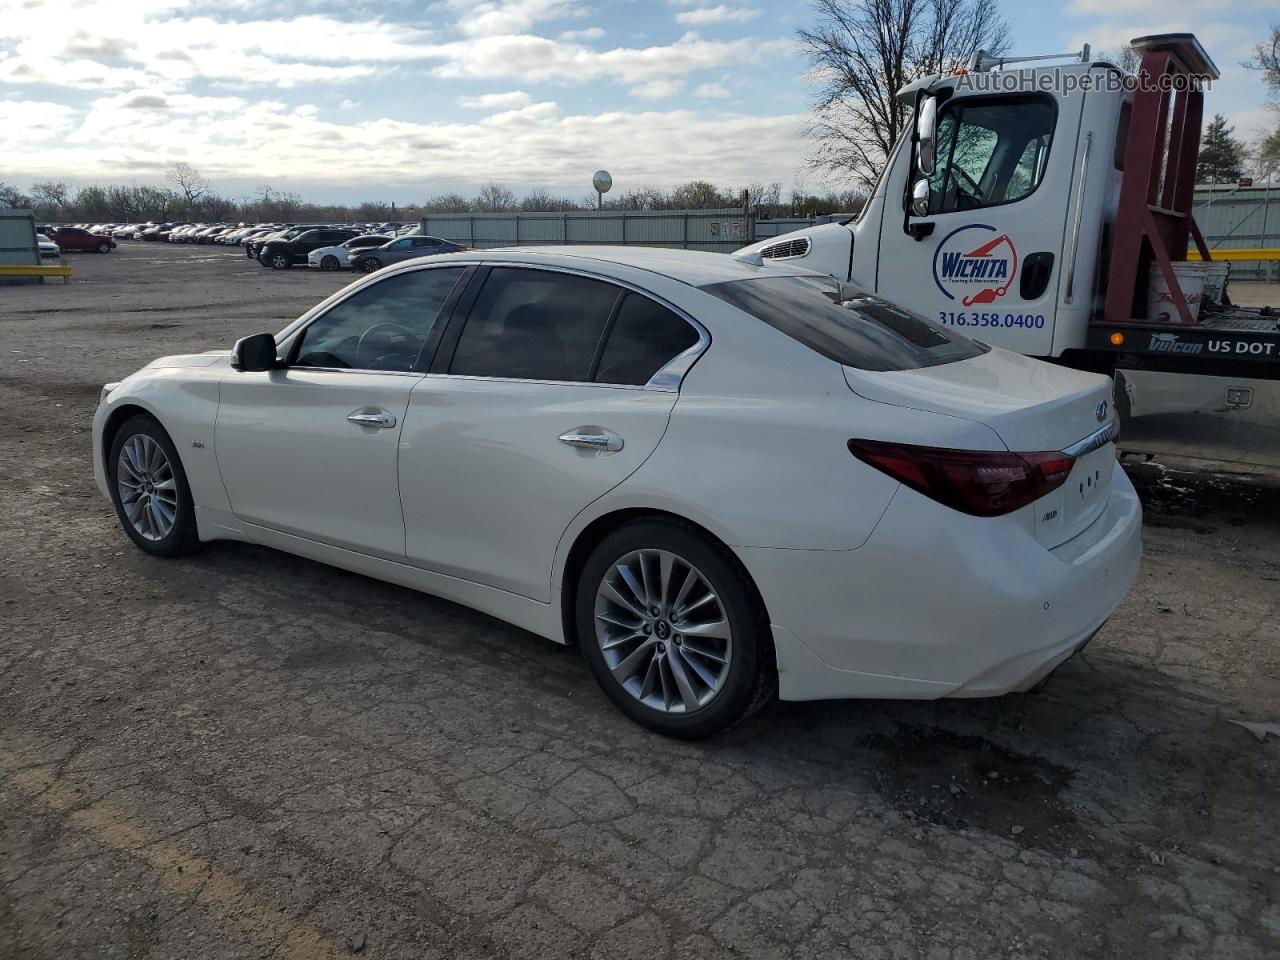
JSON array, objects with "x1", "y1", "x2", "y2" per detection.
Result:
[
  {"x1": 97, "y1": 242, "x2": 111, "y2": 253},
  {"x1": 108, "y1": 415, "x2": 200, "y2": 557},
  {"x1": 321, "y1": 255, "x2": 340, "y2": 271},
  {"x1": 576, "y1": 519, "x2": 774, "y2": 739},
  {"x1": 361, "y1": 258, "x2": 381, "y2": 273},
  {"x1": 270, "y1": 253, "x2": 290, "y2": 270}
]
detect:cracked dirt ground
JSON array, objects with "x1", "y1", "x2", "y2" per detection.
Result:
[{"x1": 1, "y1": 245, "x2": 1278, "y2": 959}]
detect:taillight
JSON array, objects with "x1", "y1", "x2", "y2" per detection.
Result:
[{"x1": 847, "y1": 439, "x2": 1075, "y2": 517}]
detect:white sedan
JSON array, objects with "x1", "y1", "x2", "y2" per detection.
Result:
[
  {"x1": 92, "y1": 247, "x2": 1141, "y2": 738},
  {"x1": 36, "y1": 233, "x2": 60, "y2": 258},
  {"x1": 307, "y1": 233, "x2": 393, "y2": 271}
]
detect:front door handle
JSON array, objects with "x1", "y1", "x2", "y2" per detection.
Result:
[
  {"x1": 559, "y1": 429, "x2": 624, "y2": 453},
  {"x1": 348, "y1": 411, "x2": 396, "y2": 428}
]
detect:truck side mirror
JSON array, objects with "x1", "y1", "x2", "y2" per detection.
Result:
[
  {"x1": 231, "y1": 333, "x2": 278, "y2": 372},
  {"x1": 911, "y1": 179, "x2": 931, "y2": 218},
  {"x1": 916, "y1": 96, "x2": 937, "y2": 176}
]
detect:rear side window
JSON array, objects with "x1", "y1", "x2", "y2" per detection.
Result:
[
  {"x1": 449, "y1": 268, "x2": 621, "y2": 381},
  {"x1": 699, "y1": 276, "x2": 987, "y2": 371},
  {"x1": 594, "y1": 293, "x2": 699, "y2": 386}
]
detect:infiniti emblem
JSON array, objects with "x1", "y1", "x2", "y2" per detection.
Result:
[
  {"x1": 654, "y1": 621, "x2": 671, "y2": 640},
  {"x1": 1095, "y1": 400, "x2": 1109, "y2": 422}
]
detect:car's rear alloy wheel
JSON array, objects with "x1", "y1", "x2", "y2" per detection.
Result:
[
  {"x1": 108, "y1": 415, "x2": 200, "y2": 557},
  {"x1": 596, "y1": 548, "x2": 733, "y2": 712},
  {"x1": 577, "y1": 520, "x2": 774, "y2": 738},
  {"x1": 361, "y1": 258, "x2": 381, "y2": 273},
  {"x1": 321, "y1": 255, "x2": 340, "y2": 271},
  {"x1": 270, "y1": 253, "x2": 290, "y2": 269}
]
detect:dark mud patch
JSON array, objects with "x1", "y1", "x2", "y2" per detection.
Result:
[
  {"x1": 1122, "y1": 458, "x2": 1280, "y2": 526},
  {"x1": 864, "y1": 725, "x2": 1078, "y2": 846}
]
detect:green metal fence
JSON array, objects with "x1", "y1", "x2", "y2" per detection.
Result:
[{"x1": 1192, "y1": 185, "x2": 1280, "y2": 282}]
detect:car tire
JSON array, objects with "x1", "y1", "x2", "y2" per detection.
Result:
[
  {"x1": 361, "y1": 257, "x2": 381, "y2": 273},
  {"x1": 575, "y1": 518, "x2": 775, "y2": 739},
  {"x1": 270, "y1": 252, "x2": 291, "y2": 270},
  {"x1": 97, "y1": 242, "x2": 112, "y2": 253},
  {"x1": 321, "y1": 255, "x2": 341, "y2": 271},
  {"x1": 107, "y1": 414, "x2": 200, "y2": 558}
]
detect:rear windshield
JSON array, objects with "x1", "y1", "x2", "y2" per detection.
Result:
[{"x1": 700, "y1": 276, "x2": 988, "y2": 371}]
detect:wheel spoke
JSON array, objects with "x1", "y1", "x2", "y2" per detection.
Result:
[
  {"x1": 602, "y1": 581, "x2": 646, "y2": 620},
  {"x1": 150, "y1": 497, "x2": 175, "y2": 532},
  {"x1": 596, "y1": 609, "x2": 642, "y2": 631},
  {"x1": 657, "y1": 552, "x2": 675, "y2": 611},
  {"x1": 639, "y1": 551, "x2": 657, "y2": 614},
  {"x1": 680, "y1": 639, "x2": 728, "y2": 665},
  {"x1": 675, "y1": 590, "x2": 717, "y2": 619},
  {"x1": 611, "y1": 639, "x2": 656, "y2": 683},
  {"x1": 638, "y1": 653, "x2": 661, "y2": 700},
  {"x1": 616, "y1": 562, "x2": 648, "y2": 611},
  {"x1": 675, "y1": 618, "x2": 730, "y2": 640},
  {"x1": 600, "y1": 628, "x2": 645, "y2": 651},
  {"x1": 670, "y1": 566, "x2": 698, "y2": 614},
  {"x1": 665, "y1": 648, "x2": 703, "y2": 711},
  {"x1": 125, "y1": 494, "x2": 147, "y2": 524}
]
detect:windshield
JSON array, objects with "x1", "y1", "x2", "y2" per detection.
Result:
[{"x1": 699, "y1": 275, "x2": 987, "y2": 371}]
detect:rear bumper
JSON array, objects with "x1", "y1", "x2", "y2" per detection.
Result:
[{"x1": 741, "y1": 468, "x2": 1142, "y2": 702}]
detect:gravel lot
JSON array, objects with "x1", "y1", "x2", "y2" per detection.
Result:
[{"x1": 2, "y1": 243, "x2": 1278, "y2": 959}]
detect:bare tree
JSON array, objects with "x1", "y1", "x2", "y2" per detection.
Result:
[
  {"x1": 0, "y1": 181, "x2": 31, "y2": 208},
  {"x1": 31, "y1": 180, "x2": 72, "y2": 212},
  {"x1": 166, "y1": 162, "x2": 209, "y2": 212},
  {"x1": 798, "y1": 0, "x2": 1010, "y2": 189},
  {"x1": 1246, "y1": 24, "x2": 1279, "y2": 99},
  {"x1": 475, "y1": 182, "x2": 515, "y2": 212},
  {"x1": 424, "y1": 192, "x2": 471, "y2": 213}
]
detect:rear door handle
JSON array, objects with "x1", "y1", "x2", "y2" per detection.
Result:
[
  {"x1": 559, "y1": 429, "x2": 624, "y2": 453},
  {"x1": 348, "y1": 411, "x2": 396, "y2": 428}
]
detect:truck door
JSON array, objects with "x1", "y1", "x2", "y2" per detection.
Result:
[{"x1": 875, "y1": 90, "x2": 1084, "y2": 357}]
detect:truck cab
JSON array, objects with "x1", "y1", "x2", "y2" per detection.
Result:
[{"x1": 737, "y1": 34, "x2": 1280, "y2": 464}]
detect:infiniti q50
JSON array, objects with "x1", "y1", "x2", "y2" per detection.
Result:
[{"x1": 93, "y1": 247, "x2": 1141, "y2": 738}]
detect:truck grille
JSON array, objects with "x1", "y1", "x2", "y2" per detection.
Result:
[{"x1": 760, "y1": 237, "x2": 810, "y2": 260}]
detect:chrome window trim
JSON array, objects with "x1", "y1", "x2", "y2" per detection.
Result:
[
  {"x1": 1062, "y1": 419, "x2": 1119, "y2": 458},
  {"x1": 442, "y1": 260, "x2": 711, "y2": 393}
]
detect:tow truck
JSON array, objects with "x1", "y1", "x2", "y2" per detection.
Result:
[{"x1": 736, "y1": 33, "x2": 1280, "y2": 465}]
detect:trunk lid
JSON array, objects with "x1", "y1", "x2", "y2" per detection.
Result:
[{"x1": 844, "y1": 347, "x2": 1117, "y2": 548}]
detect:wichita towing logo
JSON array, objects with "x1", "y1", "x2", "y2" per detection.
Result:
[{"x1": 932, "y1": 224, "x2": 1019, "y2": 307}]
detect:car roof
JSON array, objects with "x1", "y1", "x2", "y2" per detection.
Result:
[{"x1": 456, "y1": 245, "x2": 822, "y2": 288}]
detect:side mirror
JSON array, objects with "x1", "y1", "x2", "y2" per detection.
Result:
[
  {"x1": 911, "y1": 178, "x2": 931, "y2": 218},
  {"x1": 231, "y1": 333, "x2": 278, "y2": 372},
  {"x1": 916, "y1": 96, "x2": 937, "y2": 176}
]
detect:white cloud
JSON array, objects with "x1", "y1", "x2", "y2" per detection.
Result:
[
  {"x1": 0, "y1": 94, "x2": 809, "y2": 191},
  {"x1": 560, "y1": 27, "x2": 604, "y2": 41},
  {"x1": 0, "y1": 98, "x2": 79, "y2": 138},
  {"x1": 443, "y1": 0, "x2": 585, "y2": 38},
  {"x1": 693, "y1": 80, "x2": 731, "y2": 98},
  {"x1": 427, "y1": 31, "x2": 788, "y2": 99},
  {"x1": 675, "y1": 5, "x2": 758, "y2": 25},
  {"x1": 339, "y1": 98, "x2": 360, "y2": 110},
  {"x1": 458, "y1": 90, "x2": 535, "y2": 109}
]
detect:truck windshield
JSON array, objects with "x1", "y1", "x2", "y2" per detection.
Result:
[{"x1": 700, "y1": 275, "x2": 988, "y2": 371}]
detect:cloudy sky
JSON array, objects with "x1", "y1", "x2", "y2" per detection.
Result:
[{"x1": 0, "y1": 0, "x2": 1275, "y2": 203}]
